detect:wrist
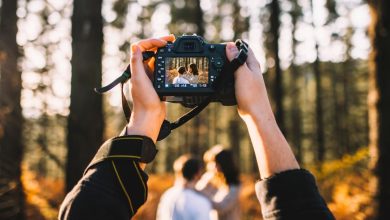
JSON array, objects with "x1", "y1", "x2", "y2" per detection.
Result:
[{"x1": 127, "y1": 110, "x2": 164, "y2": 143}]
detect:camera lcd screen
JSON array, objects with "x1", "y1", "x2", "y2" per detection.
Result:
[{"x1": 165, "y1": 57, "x2": 209, "y2": 88}]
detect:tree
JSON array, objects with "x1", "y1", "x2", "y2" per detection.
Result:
[
  {"x1": 270, "y1": 0, "x2": 285, "y2": 134},
  {"x1": 0, "y1": 0, "x2": 25, "y2": 219},
  {"x1": 368, "y1": 0, "x2": 390, "y2": 219},
  {"x1": 289, "y1": 0, "x2": 303, "y2": 162},
  {"x1": 66, "y1": 0, "x2": 104, "y2": 192},
  {"x1": 310, "y1": 0, "x2": 325, "y2": 163}
]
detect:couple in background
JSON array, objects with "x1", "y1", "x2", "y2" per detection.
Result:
[
  {"x1": 172, "y1": 63, "x2": 199, "y2": 84},
  {"x1": 156, "y1": 146, "x2": 240, "y2": 220}
]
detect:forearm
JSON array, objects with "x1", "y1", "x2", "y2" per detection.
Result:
[{"x1": 242, "y1": 104, "x2": 299, "y2": 179}]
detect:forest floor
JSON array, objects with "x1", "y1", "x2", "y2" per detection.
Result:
[{"x1": 22, "y1": 148, "x2": 373, "y2": 220}]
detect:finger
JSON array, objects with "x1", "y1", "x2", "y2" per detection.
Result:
[
  {"x1": 159, "y1": 34, "x2": 175, "y2": 42},
  {"x1": 130, "y1": 44, "x2": 154, "y2": 89},
  {"x1": 135, "y1": 38, "x2": 168, "y2": 52},
  {"x1": 225, "y1": 42, "x2": 239, "y2": 61},
  {"x1": 246, "y1": 47, "x2": 261, "y2": 73}
]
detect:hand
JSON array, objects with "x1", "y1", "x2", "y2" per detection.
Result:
[
  {"x1": 126, "y1": 35, "x2": 175, "y2": 143},
  {"x1": 225, "y1": 42, "x2": 275, "y2": 122}
]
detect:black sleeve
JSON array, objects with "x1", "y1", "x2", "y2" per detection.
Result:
[
  {"x1": 58, "y1": 159, "x2": 148, "y2": 220},
  {"x1": 255, "y1": 169, "x2": 335, "y2": 220}
]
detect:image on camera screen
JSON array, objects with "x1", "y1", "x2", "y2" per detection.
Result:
[{"x1": 165, "y1": 57, "x2": 209, "y2": 88}]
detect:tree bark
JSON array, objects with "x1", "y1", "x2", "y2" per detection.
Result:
[
  {"x1": 0, "y1": 0, "x2": 25, "y2": 219},
  {"x1": 311, "y1": 0, "x2": 325, "y2": 163},
  {"x1": 188, "y1": 0, "x2": 204, "y2": 156},
  {"x1": 229, "y1": 119, "x2": 240, "y2": 166},
  {"x1": 66, "y1": 0, "x2": 104, "y2": 192},
  {"x1": 270, "y1": 0, "x2": 285, "y2": 135},
  {"x1": 368, "y1": 1, "x2": 390, "y2": 219},
  {"x1": 290, "y1": 2, "x2": 303, "y2": 162}
]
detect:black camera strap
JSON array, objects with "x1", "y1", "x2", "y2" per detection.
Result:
[{"x1": 95, "y1": 40, "x2": 248, "y2": 141}]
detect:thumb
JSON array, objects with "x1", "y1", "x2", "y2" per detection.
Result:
[
  {"x1": 225, "y1": 42, "x2": 239, "y2": 61},
  {"x1": 130, "y1": 44, "x2": 151, "y2": 84}
]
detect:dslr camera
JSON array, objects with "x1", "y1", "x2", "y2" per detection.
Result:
[{"x1": 153, "y1": 34, "x2": 237, "y2": 107}]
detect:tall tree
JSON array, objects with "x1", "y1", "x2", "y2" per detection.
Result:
[
  {"x1": 66, "y1": 0, "x2": 104, "y2": 192},
  {"x1": 270, "y1": 0, "x2": 285, "y2": 134},
  {"x1": 311, "y1": 0, "x2": 325, "y2": 162},
  {"x1": 0, "y1": 0, "x2": 25, "y2": 219},
  {"x1": 368, "y1": 0, "x2": 390, "y2": 219},
  {"x1": 289, "y1": 0, "x2": 303, "y2": 162},
  {"x1": 189, "y1": 0, "x2": 204, "y2": 156}
]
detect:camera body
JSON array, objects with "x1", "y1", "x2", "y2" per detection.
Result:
[{"x1": 153, "y1": 35, "x2": 236, "y2": 107}]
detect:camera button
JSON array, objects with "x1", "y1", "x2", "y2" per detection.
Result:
[{"x1": 212, "y1": 58, "x2": 224, "y2": 68}]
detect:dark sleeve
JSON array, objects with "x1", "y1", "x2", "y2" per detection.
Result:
[
  {"x1": 59, "y1": 159, "x2": 148, "y2": 220},
  {"x1": 255, "y1": 169, "x2": 335, "y2": 220}
]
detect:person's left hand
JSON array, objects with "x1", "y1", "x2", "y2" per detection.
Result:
[{"x1": 126, "y1": 35, "x2": 175, "y2": 143}]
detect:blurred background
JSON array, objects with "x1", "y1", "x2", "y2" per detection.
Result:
[{"x1": 0, "y1": 0, "x2": 388, "y2": 219}]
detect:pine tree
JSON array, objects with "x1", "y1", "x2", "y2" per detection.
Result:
[
  {"x1": 368, "y1": 0, "x2": 390, "y2": 219},
  {"x1": 0, "y1": 0, "x2": 25, "y2": 219},
  {"x1": 66, "y1": 0, "x2": 104, "y2": 192}
]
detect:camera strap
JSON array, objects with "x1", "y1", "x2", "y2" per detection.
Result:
[{"x1": 95, "y1": 40, "x2": 248, "y2": 141}]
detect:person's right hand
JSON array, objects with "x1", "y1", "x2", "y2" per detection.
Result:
[{"x1": 225, "y1": 42, "x2": 275, "y2": 121}]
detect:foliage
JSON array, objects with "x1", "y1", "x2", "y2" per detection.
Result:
[
  {"x1": 22, "y1": 148, "x2": 375, "y2": 220},
  {"x1": 22, "y1": 165, "x2": 64, "y2": 220},
  {"x1": 311, "y1": 148, "x2": 375, "y2": 220}
]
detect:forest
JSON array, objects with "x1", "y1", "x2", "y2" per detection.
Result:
[{"x1": 0, "y1": 0, "x2": 389, "y2": 219}]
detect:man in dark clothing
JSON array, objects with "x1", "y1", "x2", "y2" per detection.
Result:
[{"x1": 59, "y1": 35, "x2": 335, "y2": 220}]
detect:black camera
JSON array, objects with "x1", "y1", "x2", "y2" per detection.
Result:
[
  {"x1": 153, "y1": 35, "x2": 236, "y2": 107},
  {"x1": 95, "y1": 34, "x2": 248, "y2": 140}
]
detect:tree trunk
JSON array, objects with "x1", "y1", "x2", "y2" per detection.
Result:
[
  {"x1": 311, "y1": 0, "x2": 325, "y2": 163},
  {"x1": 290, "y1": 2, "x2": 303, "y2": 162},
  {"x1": 270, "y1": 0, "x2": 285, "y2": 135},
  {"x1": 228, "y1": 119, "x2": 240, "y2": 166},
  {"x1": 314, "y1": 44, "x2": 325, "y2": 162},
  {"x1": 368, "y1": 1, "x2": 390, "y2": 219},
  {"x1": 0, "y1": 0, "x2": 25, "y2": 219},
  {"x1": 341, "y1": 28, "x2": 353, "y2": 155},
  {"x1": 188, "y1": 0, "x2": 204, "y2": 156},
  {"x1": 194, "y1": 0, "x2": 204, "y2": 37},
  {"x1": 66, "y1": 0, "x2": 104, "y2": 192},
  {"x1": 290, "y1": 64, "x2": 303, "y2": 162}
]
